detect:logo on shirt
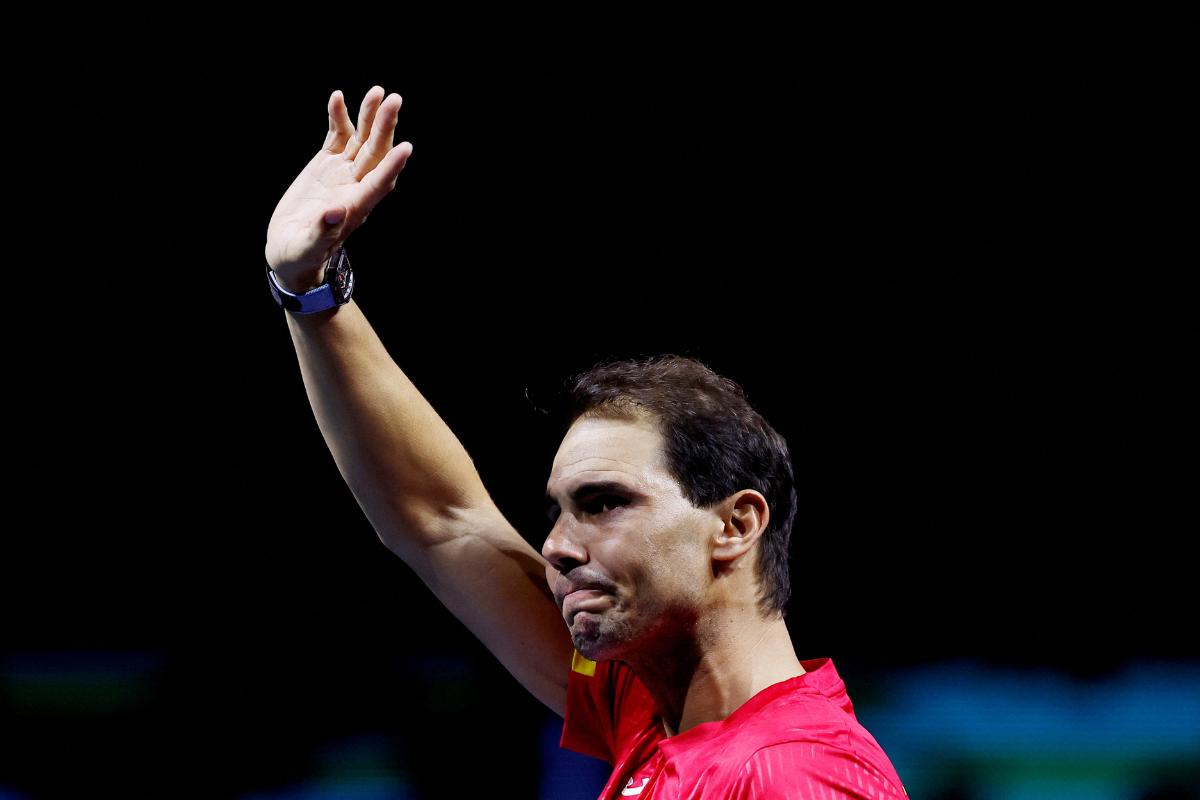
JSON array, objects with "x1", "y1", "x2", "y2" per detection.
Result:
[{"x1": 621, "y1": 777, "x2": 650, "y2": 796}]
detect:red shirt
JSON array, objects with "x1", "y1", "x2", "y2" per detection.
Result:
[{"x1": 561, "y1": 652, "x2": 908, "y2": 799}]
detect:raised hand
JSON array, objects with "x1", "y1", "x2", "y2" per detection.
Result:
[{"x1": 265, "y1": 86, "x2": 413, "y2": 292}]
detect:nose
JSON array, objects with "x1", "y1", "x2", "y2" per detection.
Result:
[{"x1": 542, "y1": 514, "x2": 588, "y2": 573}]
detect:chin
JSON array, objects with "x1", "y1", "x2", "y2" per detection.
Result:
[
  {"x1": 573, "y1": 636, "x2": 626, "y2": 664},
  {"x1": 570, "y1": 613, "x2": 637, "y2": 662}
]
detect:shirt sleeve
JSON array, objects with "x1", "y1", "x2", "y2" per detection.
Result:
[
  {"x1": 728, "y1": 741, "x2": 909, "y2": 799},
  {"x1": 560, "y1": 651, "x2": 656, "y2": 764}
]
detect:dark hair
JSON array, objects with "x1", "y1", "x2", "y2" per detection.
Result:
[{"x1": 566, "y1": 355, "x2": 796, "y2": 617}]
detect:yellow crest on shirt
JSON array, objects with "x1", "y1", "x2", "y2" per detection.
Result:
[{"x1": 571, "y1": 650, "x2": 597, "y2": 677}]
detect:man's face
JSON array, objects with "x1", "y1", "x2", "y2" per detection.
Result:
[{"x1": 542, "y1": 413, "x2": 716, "y2": 662}]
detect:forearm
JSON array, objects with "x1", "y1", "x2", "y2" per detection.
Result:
[
  {"x1": 266, "y1": 88, "x2": 571, "y2": 713},
  {"x1": 284, "y1": 298, "x2": 497, "y2": 561}
]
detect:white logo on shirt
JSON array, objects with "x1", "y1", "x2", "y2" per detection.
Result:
[{"x1": 621, "y1": 777, "x2": 650, "y2": 796}]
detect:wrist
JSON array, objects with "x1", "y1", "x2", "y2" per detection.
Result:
[
  {"x1": 271, "y1": 250, "x2": 335, "y2": 293},
  {"x1": 267, "y1": 245, "x2": 355, "y2": 315}
]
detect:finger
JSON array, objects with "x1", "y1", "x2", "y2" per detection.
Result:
[
  {"x1": 352, "y1": 93, "x2": 402, "y2": 179},
  {"x1": 355, "y1": 85, "x2": 385, "y2": 142},
  {"x1": 325, "y1": 90, "x2": 355, "y2": 154},
  {"x1": 359, "y1": 141, "x2": 413, "y2": 206},
  {"x1": 344, "y1": 85, "x2": 385, "y2": 162}
]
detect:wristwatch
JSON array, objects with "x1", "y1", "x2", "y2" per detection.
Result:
[{"x1": 266, "y1": 245, "x2": 355, "y2": 314}]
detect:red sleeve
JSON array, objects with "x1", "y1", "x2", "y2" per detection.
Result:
[
  {"x1": 560, "y1": 651, "x2": 657, "y2": 764},
  {"x1": 728, "y1": 742, "x2": 909, "y2": 799}
]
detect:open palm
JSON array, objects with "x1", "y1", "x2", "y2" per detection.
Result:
[{"x1": 265, "y1": 85, "x2": 413, "y2": 291}]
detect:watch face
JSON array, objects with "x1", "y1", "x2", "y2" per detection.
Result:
[{"x1": 328, "y1": 247, "x2": 354, "y2": 303}]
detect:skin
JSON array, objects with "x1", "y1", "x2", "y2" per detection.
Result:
[
  {"x1": 266, "y1": 86, "x2": 413, "y2": 292},
  {"x1": 267, "y1": 85, "x2": 805, "y2": 734},
  {"x1": 544, "y1": 413, "x2": 711, "y2": 661},
  {"x1": 269, "y1": 86, "x2": 573, "y2": 716},
  {"x1": 544, "y1": 413, "x2": 806, "y2": 734}
]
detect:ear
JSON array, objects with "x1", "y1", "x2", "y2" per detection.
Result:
[{"x1": 711, "y1": 489, "x2": 770, "y2": 564}]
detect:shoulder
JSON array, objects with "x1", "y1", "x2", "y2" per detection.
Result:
[
  {"x1": 715, "y1": 670, "x2": 907, "y2": 798},
  {"x1": 729, "y1": 741, "x2": 909, "y2": 799},
  {"x1": 727, "y1": 673, "x2": 860, "y2": 752}
]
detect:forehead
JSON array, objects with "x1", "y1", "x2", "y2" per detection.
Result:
[{"x1": 547, "y1": 414, "x2": 670, "y2": 493}]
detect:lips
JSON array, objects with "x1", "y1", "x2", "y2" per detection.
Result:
[
  {"x1": 554, "y1": 573, "x2": 617, "y2": 623},
  {"x1": 562, "y1": 588, "x2": 613, "y2": 622}
]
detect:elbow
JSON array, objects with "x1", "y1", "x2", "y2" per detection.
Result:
[{"x1": 370, "y1": 499, "x2": 495, "y2": 568}]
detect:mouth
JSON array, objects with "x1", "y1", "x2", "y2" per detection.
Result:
[{"x1": 561, "y1": 587, "x2": 614, "y2": 623}]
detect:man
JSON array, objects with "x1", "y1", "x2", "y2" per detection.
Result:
[{"x1": 265, "y1": 85, "x2": 907, "y2": 799}]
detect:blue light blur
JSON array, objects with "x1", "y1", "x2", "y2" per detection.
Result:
[{"x1": 858, "y1": 660, "x2": 1200, "y2": 799}]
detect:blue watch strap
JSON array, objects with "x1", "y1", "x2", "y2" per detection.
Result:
[
  {"x1": 266, "y1": 246, "x2": 352, "y2": 314},
  {"x1": 267, "y1": 267, "x2": 339, "y2": 314}
]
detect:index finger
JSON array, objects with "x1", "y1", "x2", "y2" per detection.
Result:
[{"x1": 358, "y1": 140, "x2": 414, "y2": 209}]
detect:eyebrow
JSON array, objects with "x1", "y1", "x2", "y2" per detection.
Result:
[{"x1": 545, "y1": 481, "x2": 633, "y2": 509}]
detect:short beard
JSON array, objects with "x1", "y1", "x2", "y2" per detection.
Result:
[
  {"x1": 569, "y1": 613, "x2": 633, "y2": 662},
  {"x1": 570, "y1": 602, "x2": 699, "y2": 665}
]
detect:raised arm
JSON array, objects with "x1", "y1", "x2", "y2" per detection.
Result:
[{"x1": 265, "y1": 86, "x2": 572, "y2": 715}]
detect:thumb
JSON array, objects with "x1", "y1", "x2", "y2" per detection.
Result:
[
  {"x1": 321, "y1": 206, "x2": 347, "y2": 230},
  {"x1": 295, "y1": 205, "x2": 347, "y2": 271}
]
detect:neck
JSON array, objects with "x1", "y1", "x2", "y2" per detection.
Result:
[{"x1": 624, "y1": 606, "x2": 805, "y2": 735}]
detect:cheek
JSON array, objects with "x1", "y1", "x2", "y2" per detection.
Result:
[
  {"x1": 650, "y1": 509, "x2": 709, "y2": 560},
  {"x1": 638, "y1": 519, "x2": 711, "y2": 592}
]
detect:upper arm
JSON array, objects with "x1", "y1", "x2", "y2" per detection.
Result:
[{"x1": 393, "y1": 502, "x2": 573, "y2": 716}]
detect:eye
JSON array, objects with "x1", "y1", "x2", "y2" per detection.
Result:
[
  {"x1": 580, "y1": 494, "x2": 629, "y2": 516},
  {"x1": 546, "y1": 504, "x2": 561, "y2": 524}
]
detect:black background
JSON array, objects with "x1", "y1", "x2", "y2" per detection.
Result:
[{"x1": 5, "y1": 8, "x2": 1195, "y2": 798}]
